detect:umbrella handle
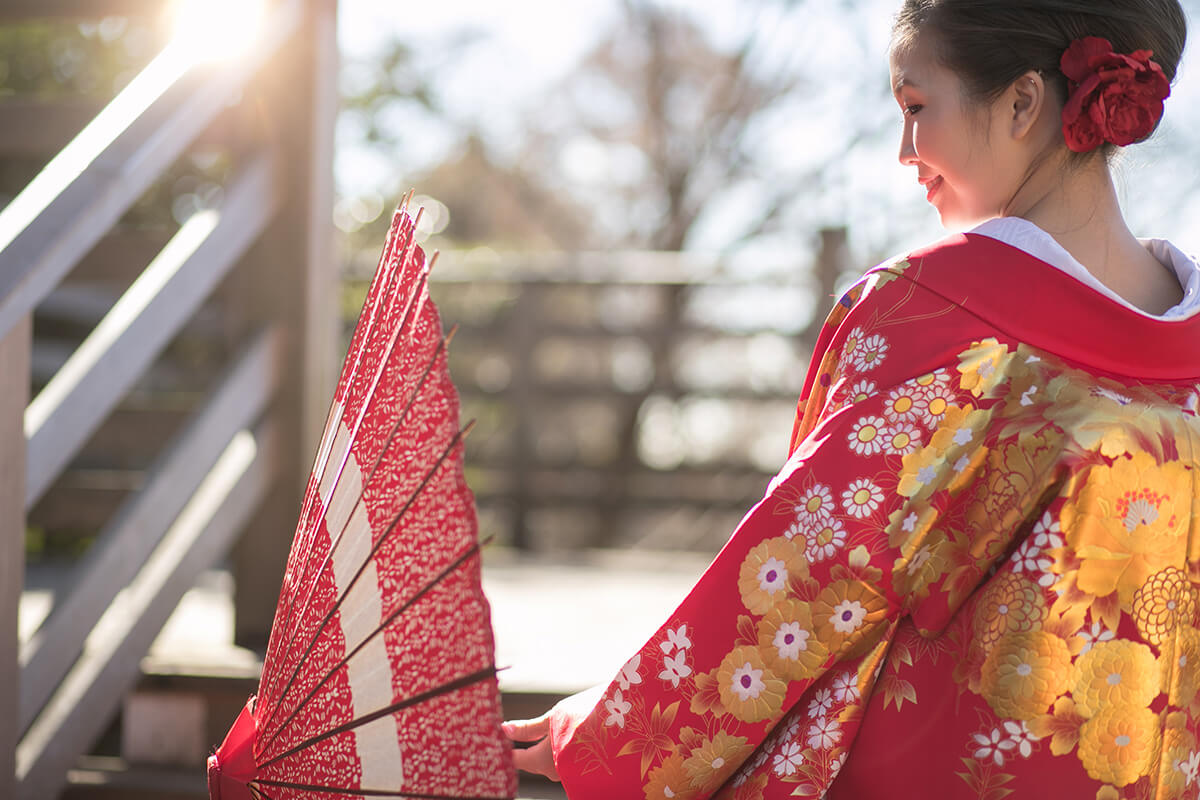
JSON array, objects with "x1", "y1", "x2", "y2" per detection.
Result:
[{"x1": 208, "y1": 696, "x2": 259, "y2": 800}]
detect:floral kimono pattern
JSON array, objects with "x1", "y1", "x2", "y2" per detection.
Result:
[{"x1": 549, "y1": 233, "x2": 1200, "y2": 800}]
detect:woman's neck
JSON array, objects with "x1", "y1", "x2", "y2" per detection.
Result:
[{"x1": 1007, "y1": 156, "x2": 1183, "y2": 315}]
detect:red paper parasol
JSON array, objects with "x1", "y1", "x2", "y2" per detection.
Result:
[{"x1": 207, "y1": 198, "x2": 517, "y2": 800}]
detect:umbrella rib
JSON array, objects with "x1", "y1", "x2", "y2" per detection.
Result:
[
  {"x1": 257, "y1": 665, "x2": 499, "y2": 771},
  {"x1": 262, "y1": 216, "x2": 420, "y2": 701},
  {"x1": 266, "y1": 249, "x2": 425, "y2": 676},
  {"x1": 258, "y1": 323, "x2": 451, "y2": 738},
  {"x1": 257, "y1": 534, "x2": 487, "y2": 757},
  {"x1": 253, "y1": 780, "x2": 510, "y2": 800},
  {"x1": 259, "y1": 422, "x2": 472, "y2": 744}
]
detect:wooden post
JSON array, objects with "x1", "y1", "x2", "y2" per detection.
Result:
[
  {"x1": 0, "y1": 316, "x2": 30, "y2": 797},
  {"x1": 233, "y1": 0, "x2": 339, "y2": 648}
]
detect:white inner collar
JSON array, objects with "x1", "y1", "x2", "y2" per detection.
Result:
[{"x1": 969, "y1": 216, "x2": 1200, "y2": 321}]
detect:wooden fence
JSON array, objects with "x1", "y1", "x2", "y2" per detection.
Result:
[
  {"x1": 0, "y1": 1, "x2": 338, "y2": 796},
  {"x1": 406, "y1": 233, "x2": 848, "y2": 554}
]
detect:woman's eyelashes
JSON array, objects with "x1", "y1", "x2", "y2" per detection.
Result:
[{"x1": 903, "y1": 103, "x2": 924, "y2": 116}]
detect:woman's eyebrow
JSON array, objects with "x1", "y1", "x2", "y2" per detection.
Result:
[{"x1": 892, "y1": 76, "x2": 920, "y2": 95}]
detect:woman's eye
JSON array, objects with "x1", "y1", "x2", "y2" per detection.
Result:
[{"x1": 904, "y1": 104, "x2": 924, "y2": 117}]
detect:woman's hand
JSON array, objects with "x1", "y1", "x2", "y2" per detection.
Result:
[
  {"x1": 502, "y1": 713, "x2": 559, "y2": 781},
  {"x1": 502, "y1": 685, "x2": 605, "y2": 782}
]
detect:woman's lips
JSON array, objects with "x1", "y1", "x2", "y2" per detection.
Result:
[{"x1": 923, "y1": 176, "x2": 943, "y2": 202}]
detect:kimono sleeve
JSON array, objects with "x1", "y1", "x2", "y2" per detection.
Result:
[{"x1": 549, "y1": 265, "x2": 1011, "y2": 799}]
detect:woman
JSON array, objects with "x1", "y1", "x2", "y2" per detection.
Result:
[{"x1": 505, "y1": 1, "x2": 1200, "y2": 797}]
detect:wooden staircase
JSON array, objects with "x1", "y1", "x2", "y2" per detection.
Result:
[{"x1": 1, "y1": 1, "x2": 339, "y2": 796}]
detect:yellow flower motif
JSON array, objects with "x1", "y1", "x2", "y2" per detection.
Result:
[
  {"x1": 927, "y1": 404, "x2": 991, "y2": 456},
  {"x1": 979, "y1": 630, "x2": 1072, "y2": 720},
  {"x1": 1072, "y1": 639, "x2": 1160, "y2": 718},
  {"x1": 645, "y1": 754, "x2": 697, "y2": 800},
  {"x1": 1132, "y1": 567, "x2": 1198, "y2": 646},
  {"x1": 1158, "y1": 719, "x2": 1196, "y2": 798},
  {"x1": 1077, "y1": 705, "x2": 1159, "y2": 787},
  {"x1": 957, "y1": 338, "x2": 1014, "y2": 398},
  {"x1": 682, "y1": 731, "x2": 752, "y2": 790},
  {"x1": 1044, "y1": 373, "x2": 1173, "y2": 459},
  {"x1": 812, "y1": 579, "x2": 890, "y2": 657},
  {"x1": 897, "y1": 445, "x2": 946, "y2": 501},
  {"x1": 1062, "y1": 452, "x2": 1192, "y2": 604},
  {"x1": 757, "y1": 599, "x2": 828, "y2": 680},
  {"x1": 1159, "y1": 626, "x2": 1200, "y2": 708},
  {"x1": 737, "y1": 536, "x2": 806, "y2": 616},
  {"x1": 972, "y1": 572, "x2": 1048, "y2": 651},
  {"x1": 717, "y1": 646, "x2": 785, "y2": 723},
  {"x1": 891, "y1": 527, "x2": 949, "y2": 604}
]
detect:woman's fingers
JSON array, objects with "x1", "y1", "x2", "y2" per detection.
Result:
[
  {"x1": 510, "y1": 735, "x2": 560, "y2": 781},
  {"x1": 501, "y1": 714, "x2": 550, "y2": 742}
]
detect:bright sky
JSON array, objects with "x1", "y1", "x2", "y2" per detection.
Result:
[{"x1": 337, "y1": 0, "x2": 1200, "y2": 258}]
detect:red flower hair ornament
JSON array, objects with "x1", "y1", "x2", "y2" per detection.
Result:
[{"x1": 1060, "y1": 36, "x2": 1171, "y2": 153}]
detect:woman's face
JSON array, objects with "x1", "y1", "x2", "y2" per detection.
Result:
[{"x1": 889, "y1": 34, "x2": 1024, "y2": 229}]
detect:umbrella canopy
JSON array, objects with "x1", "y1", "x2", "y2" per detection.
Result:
[{"x1": 208, "y1": 199, "x2": 517, "y2": 800}]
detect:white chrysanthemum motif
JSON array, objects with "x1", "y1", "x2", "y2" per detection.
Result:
[
  {"x1": 883, "y1": 422, "x2": 923, "y2": 456},
  {"x1": 804, "y1": 516, "x2": 847, "y2": 563},
  {"x1": 914, "y1": 382, "x2": 957, "y2": 428},
  {"x1": 829, "y1": 600, "x2": 867, "y2": 634},
  {"x1": 848, "y1": 416, "x2": 888, "y2": 456},
  {"x1": 853, "y1": 335, "x2": 889, "y2": 372},
  {"x1": 844, "y1": 379, "x2": 878, "y2": 406},
  {"x1": 842, "y1": 478, "x2": 884, "y2": 518},
  {"x1": 883, "y1": 385, "x2": 922, "y2": 423},
  {"x1": 794, "y1": 484, "x2": 836, "y2": 526}
]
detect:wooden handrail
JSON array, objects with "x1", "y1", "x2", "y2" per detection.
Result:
[
  {"x1": 0, "y1": 0, "x2": 302, "y2": 345},
  {"x1": 17, "y1": 415, "x2": 281, "y2": 800},
  {"x1": 20, "y1": 326, "x2": 285, "y2": 735},
  {"x1": 24, "y1": 151, "x2": 280, "y2": 508}
]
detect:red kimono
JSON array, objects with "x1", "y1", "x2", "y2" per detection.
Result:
[{"x1": 550, "y1": 232, "x2": 1200, "y2": 799}]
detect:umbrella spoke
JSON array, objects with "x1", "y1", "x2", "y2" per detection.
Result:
[
  {"x1": 259, "y1": 666, "x2": 499, "y2": 771},
  {"x1": 258, "y1": 534, "x2": 487, "y2": 757},
  {"x1": 260, "y1": 421, "x2": 471, "y2": 744}
]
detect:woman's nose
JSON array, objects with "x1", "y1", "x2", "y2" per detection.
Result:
[{"x1": 898, "y1": 126, "x2": 917, "y2": 166}]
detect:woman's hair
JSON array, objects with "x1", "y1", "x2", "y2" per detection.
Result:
[{"x1": 892, "y1": 0, "x2": 1188, "y2": 155}]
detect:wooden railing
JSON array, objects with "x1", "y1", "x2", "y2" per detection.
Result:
[
  {"x1": 0, "y1": 1, "x2": 338, "y2": 796},
  {"x1": 416, "y1": 238, "x2": 846, "y2": 553}
]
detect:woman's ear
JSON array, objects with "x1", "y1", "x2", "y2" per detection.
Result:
[{"x1": 1008, "y1": 69, "x2": 1048, "y2": 141}]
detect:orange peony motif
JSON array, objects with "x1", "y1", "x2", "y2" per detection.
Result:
[
  {"x1": 1061, "y1": 452, "x2": 1192, "y2": 604},
  {"x1": 737, "y1": 536, "x2": 807, "y2": 616},
  {"x1": 1071, "y1": 639, "x2": 1160, "y2": 717},
  {"x1": 1076, "y1": 704, "x2": 1159, "y2": 787},
  {"x1": 682, "y1": 731, "x2": 753, "y2": 790},
  {"x1": 979, "y1": 630, "x2": 1072, "y2": 720},
  {"x1": 757, "y1": 599, "x2": 828, "y2": 680},
  {"x1": 717, "y1": 646, "x2": 786, "y2": 723}
]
